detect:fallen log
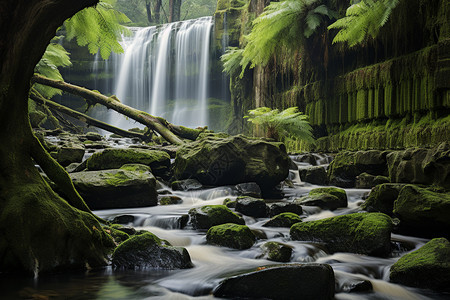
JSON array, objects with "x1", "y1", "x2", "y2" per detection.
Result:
[
  {"x1": 30, "y1": 92, "x2": 152, "y2": 142},
  {"x1": 32, "y1": 74, "x2": 204, "y2": 145}
]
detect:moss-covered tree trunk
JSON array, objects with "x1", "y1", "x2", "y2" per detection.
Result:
[{"x1": 0, "y1": 0, "x2": 113, "y2": 275}]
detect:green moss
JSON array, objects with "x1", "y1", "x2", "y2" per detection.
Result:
[
  {"x1": 260, "y1": 241, "x2": 293, "y2": 262},
  {"x1": 206, "y1": 223, "x2": 256, "y2": 249},
  {"x1": 103, "y1": 226, "x2": 130, "y2": 244},
  {"x1": 263, "y1": 212, "x2": 301, "y2": 228},
  {"x1": 309, "y1": 187, "x2": 347, "y2": 203}
]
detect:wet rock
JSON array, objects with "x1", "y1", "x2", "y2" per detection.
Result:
[
  {"x1": 65, "y1": 162, "x2": 81, "y2": 173},
  {"x1": 85, "y1": 132, "x2": 103, "y2": 141},
  {"x1": 290, "y1": 212, "x2": 392, "y2": 256},
  {"x1": 223, "y1": 198, "x2": 236, "y2": 208},
  {"x1": 112, "y1": 232, "x2": 193, "y2": 269},
  {"x1": 268, "y1": 202, "x2": 303, "y2": 217},
  {"x1": 56, "y1": 144, "x2": 85, "y2": 167},
  {"x1": 111, "y1": 215, "x2": 135, "y2": 225},
  {"x1": 338, "y1": 277, "x2": 373, "y2": 293},
  {"x1": 171, "y1": 178, "x2": 203, "y2": 191},
  {"x1": 258, "y1": 241, "x2": 293, "y2": 262},
  {"x1": 206, "y1": 223, "x2": 256, "y2": 249},
  {"x1": 299, "y1": 166, "x2": 328, "y2": 185},
  {"x1": 173, "y1": 134, "x2": 290, "y2": 191},
  {"x1": 70, "y1": 165, "x2": 157, "y2": 210},
  {"x1": 235, "y1": 196, "x2": 268, "y2": 218},
  {"x1": 235, "y1": 182, "x2": 262, "y2": 198},
  {"x1": 393, "y1": 185, "x2": 450, "y2": 237},
  {"x1": 159, "y1": 195, "x2": 183, "y2": 205},
  {"x1": 86, "y1": 148, "x2": 171, "y2": 178},
  {"x1": 213, "y1": 263, "x2": 335, "y2": 300},
  {"x1": 294, "y1": 153, "x2": 319, "y2": 165},
  {"x1": 296, "y1": 187, "x2": 347, "y2": 211},
  {"x1": 360, "y1": 183, "x2": 405, "y2": 215},
  {"x1": 355, "y1": 172, "x2": 390, "y2": 189},
  {"x1": 103, "y1": 226, "x2": 130, "y2": 244},
  {"x1": 189, "y1": 205, "x2": 244, "y2": 230},
  {"x1": 309, "y1": 187, "x2": 347, "y2": 204},
  {"x1": 387, "y1": 142, "x2": 450, "y2": 188},
  {"x1": 390, "y1": 238, "x2": 450, "y2": 291},
  {"x1": 263, "y1": 212, "x2": 301, "y2": 228},
  {"x1": 110, "y1": 224, "x2": 136, "y2": 236}
]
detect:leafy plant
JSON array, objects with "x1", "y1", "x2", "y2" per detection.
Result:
[
  {"x1": 245, "y1": 107, "x2": 315, "y2": 143},
  {"x1": 328, "y1": 0, "x2": 399, "y2": 47}
]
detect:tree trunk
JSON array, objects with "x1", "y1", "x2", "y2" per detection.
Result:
[
  {"x1": 31, "y1": 92, "x2": 152, "y2": 141},
  {"x1": 153, "y1": 0, "x2": 161, "y2": 23},
  {"x1": 32, "y1": 74, "x2": 205, "y2": 143},
  {"x1": 169, "y1": 0, "x2": 181, "y2": 22},
  {"x1": 0, "y1": 0, "x2": 113, "y2": 275},
  {"x1": 145, "y1": 0, "x2": 152, "y2": 23}
]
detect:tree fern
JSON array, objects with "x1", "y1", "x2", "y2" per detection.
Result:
[
  {"x1": 328, "y1": 0, "x2": 400, "y2": 47},
  {"x1": 245, "y1": 107, "x2": 315, "y2": 143}
]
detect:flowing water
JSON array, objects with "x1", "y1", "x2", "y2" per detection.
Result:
[{"x1": 2, "y1": 151, "x2": 449, "y2": 299}]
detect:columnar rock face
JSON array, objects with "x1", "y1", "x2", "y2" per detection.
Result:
[
  {"x1": 213, "y1": 264, "x2": 335, "y2": 300},
  {"x1": 173, "y1": 134, "x2": 290, "y2": 189}
]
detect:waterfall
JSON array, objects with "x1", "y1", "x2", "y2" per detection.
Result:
[{"x1": 105, "y1": 17, "x2": 214, "y2": 129}]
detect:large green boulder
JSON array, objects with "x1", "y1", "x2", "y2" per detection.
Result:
[
  {"x1": 297, "y1": 187, "x2": 348, "y2": 210},
  {"x1": 355, "y1": 172, "x2": 390, "y2": 189},
  {"x1": 188, "y1": 205, "x2": 244, "y2": 230},
  {"x1": 360, "y1": 183, "x2": 405, "y2": 215},
  {"x1": 86, "y1": 148, "x2": 171, "y2": 178},
  {"x1": 393, "y1": 185, "x2": 450, "y2": 237},
  {"x1": 112, "y1": 232, "x2": 193, "y2": 269},
  {"x1": 263, "y1": 212, "x2": 301, "y2": 228},
  {"x1": 390, "y1": 238, "x2": 450, "y2": 291},
  {"x1": 206, "y1": 223, "x2": 256, "y2": 249},
  {"x1": 173, "y1": 134, "x2": 290, "y2": 190},
  {"x1": 70, "y1": 164, "x2": 157, "y2": 209},
  {"x1": 290, "y1": 212, "x2": 393, "y2": 256},
  {"x1": 213, "y1": 264, "x2": 335, "y2": 300},
  {"x1": 299, "y1": 166, "x2": 328, "y2": 185}
]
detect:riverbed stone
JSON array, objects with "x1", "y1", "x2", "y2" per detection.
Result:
[
  {"x1": 263, "y1": 212, "x2": 301, "y2": 228},
  {"x1": 259, "y1": 241, "x2": 293, "y2": 262},
  {"x1": 268, "y1": 202, "x2": 303, "y2": 217},
  {"x1": 235, "y1": 196, "x2": 268, "y2": 218},
  {"x1": 171, "y1": 178, "x2": 203, "y2": 191},
  {"x1": 70, "y1": 165, "x2": 157, "y2": 209},
  {"x1": 112, "y1": 232, "x2": 193, "y2": 269},
  {"x1": 299, "y1": 166, "x2": 328, "y2": 185},
  {"x1": 355, "y1": 172, "x2": 390, "y2": 189},
  {"x1": 360, "y1": 183, "x2": 405, "y2": 215},
  {"x1": 173, "y1": 134, "x2": 290, "y2": 191},
  {"x1": 85, "y1": 132, "x2": 103, "y2": 141},
  {"x1": 213, "y1": 263, "x2": 335, "y2": 299},
  {"x1": 86, "y1": 148, "x2": 171, "y2": 178},
  {"x1": 206, "y1": 223, "x2": 256, "y2": 249},
  {"x1": 296, "y1": 192, "x2": 347, "y2": 211},
  {"x1": 290, "y1": 212, "x2": 393, "y2": 256},
  {"x1": 390, "y1": 238, "x2": 450, "y2": 291},
  {"x1": 56, "y1": 143, "x2": 85, "y2": 167},
  {"x1": 189, "y1": 205, "x2": 244, "y2": 230},
  {"x1": 235, "y1": 182, "x2": 262, "y2": 198},
  {"x1": 159, "y1": 195, "x2": 183, "y2": 205},
  {"x1": 393, "y1": 185, "x2": 450, "y2": 237},
  {"x1": 310, "y1": 187, "x2": 347, "y2": 203}
]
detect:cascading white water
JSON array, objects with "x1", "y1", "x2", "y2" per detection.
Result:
[{"x1": 104, "y1": 17, "x2": 213, "y2": 129}]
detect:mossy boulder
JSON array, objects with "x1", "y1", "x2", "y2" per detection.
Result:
[
  {"x1": 86, "y1": 148, "x2": 170, "y2": 178},
  {"x1": 223, "y1": 198, "x2": 236, "y2": 208},
  {"x1": 390, "y1": 238, "x2": 450, "y2": 291},
  {"x1": 173, "y1": 134, "x2": 290, "y2": 191},
  {"x1": 258, "y1": 241, "x2": 293, "y2": 262},
  {"x1": 309, "y1": 187, "x2": 348, "y2": 203},
  {"x1": 56, "y1": 144, "x2": 85, "y2": 167},
  {"x1": 70, "y1": 165, "x2": 157, "y2": 209},
  {"x1": 213, "y1": 264, "x2": 335, "y2": 300},
  {"x1": 85, "y1": 132, "x2": 103, "y2": 141},
  {"x1": 360, "y1": 183, "x2": 405, "y2": 215},
  {"x1": 296, "y1": 187, "x2": 347, "y2": 211},
  {"x1": 112, "y1": 232, "x2": 193, "y2": 269},
  {"x1": 235, "y1": 196, "x2": 268, "y2": 218},
  {"x1": 171, "y1": 178, "x2": 203, "y2": 191},
  {"x1": 290, "y1": 212, "x2": 393, "y2": 256},
  {"x1": 393, "y1": 185, "x2": 450, "y2": 237},
  {"x1": 299, "y1": 166, "x2": 328, "y2": 185},
  {"x1": 268, "y1": 202, "x2": 303, "y2": 217},
  {"x1": 189, "y1": 205, "x2": 244, "y2": 230},
  {"x1": 103, "y1": 226, "x2": 130, "y2": 244},
  {"x1": 263, "y1": 212, "x2": 301, "y2": 228},
  {"x1": 387, "y1": 143, "x2": 450, "y2": 188},
  {"x1": 159, "y1": 195, "x2": 183, "y2": 205},
  {"x1": 206, "y1": 223, "x2": 256, "y2": 249},
  {"x1": 355, "y1": 172, "x2": 390, "y2": 189}
]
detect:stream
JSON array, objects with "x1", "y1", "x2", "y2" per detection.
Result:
[{"x1": 1, "y1": 151, "x2": 448, "y2": 300}]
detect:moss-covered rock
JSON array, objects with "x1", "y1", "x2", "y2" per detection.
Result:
[
  {"x1": 390, "y1": 238, "x2": 450, "y2": 291},
  {"x1": 171, "y1": 178, "x2": 203, "y2": 191},
  {"x1": 85, "y1": 132, "x2": 103, "y2": 141},
  {"x1": 70, "y1": 166, "x2": 157, "y2": 209},
  {"x1": 297, "y1": 188, "x2": 348, "y2": 211},
  {"x1": 206, "y1": 223, "x2": 256, "y2": 249},
  {"x1": 290, "y1": 212, "x2": 393, "y2": 256},
  {"x1": 213, "y1": 264, "x2": 335, "y2": 300},
  {"x1": 299, "y1": 166, "x2": 328, "y2": 185},
  {"x1": 173, "y1": 134, "x2": 290, "y2": 191},
  {"x1": 159, "y1": 195, "x2": 183, "y2": 205},
  {"x1": 223, "y1": 198, "x2": 236, "y2": 208},
  {"x1": 355, "y1": 172, "x2": 390, "y2": 189},
  {"x1": 259, "y1": 241, "x2": 293, "y2": 262},
  {"x1": 189, "y1": 205, "x2": 244, "y2": 230},
  {"x1": 235, "y1": 196, "x2": 268, "y2": 218},
  {"x1": 393, "y1": 185, "x2": 450, "y2": 237},
  {"x1": 263, "y1": 212, "x2": 301, "y2": 228},
  {"x1": 112, "y1": 232, "x2": 193, "y2": 269},
  {"x1": 103, "y1": 226, "x2": 130, "y2": 244},
  {"x1": 268, "y1": 202, "x2": 303, "y2": 217},
  {"x1": 56, "y1": 144, "x2": 85, "y2": 167},
  {"x1": 309, "y1": 187, "x2": 348, "y2": 203},
  {"x1": 86, "y1": 148, "x2": 170, "y2": 178},
  {"x1": 360, "y1": 183, "x2": 405, "y2": 215}
]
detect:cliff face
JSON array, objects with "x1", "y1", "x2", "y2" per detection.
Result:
[{"x1": 217, "y1": 0, "x2": 450, "y2": 151}]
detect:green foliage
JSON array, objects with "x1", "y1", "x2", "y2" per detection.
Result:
[
  {"x1": 221, "y1": 47, "x2": 244, "y2": 75},
  {"x1": 244, "y1": 107, "x2": 315, "y2": 143},
  {"x1": 328, "y1": 0, "x2": 399, "y2": 47},
  {"x1": 65, "y1": 0, "x2": 131, "y2": 59},
  {"x1": 222, "y1": 0, "x2": 336, "y2": 77}
]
